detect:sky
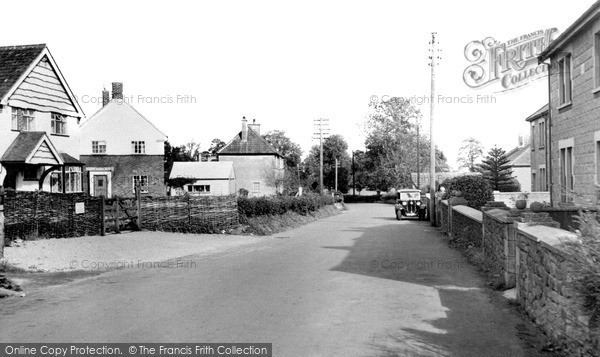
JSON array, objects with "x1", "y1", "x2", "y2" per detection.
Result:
[{"x1": 1, "y1": 0, "x2": 594, "y2": 170}]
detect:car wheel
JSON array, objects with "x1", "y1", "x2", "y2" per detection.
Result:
[{"x1": 396, "y1": 210, "x2": 402, "y2": 220}]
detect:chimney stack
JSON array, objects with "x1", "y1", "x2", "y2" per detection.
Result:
[
  {"x1": 241, "y1": 116, "x2": 248, "y2": 142},
  {"x1": 102, "y1": 89, "x2": 110, "y2": 107},
  {"x1": 112, "y1": 82, "x2": 123, "y2": 99},
  {"x1": 248, "y1": 118, "x2": 260, "y2": 135}
]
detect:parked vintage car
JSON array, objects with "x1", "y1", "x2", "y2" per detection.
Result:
[{"x1": 395, "y1": 189, "x2": 428, "y2": 220}]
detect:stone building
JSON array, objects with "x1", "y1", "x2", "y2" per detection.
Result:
[
  {"x1": 218, "y1": 117, "x2": 284, "y2": 196},
  {"x1": 525, "y1": 104, "x2": 549, "y2": 192},
  {"x1": 538, "y1": 1, "x2": 600, "y2": 205}
]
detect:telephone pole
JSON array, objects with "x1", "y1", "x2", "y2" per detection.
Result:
[
  {"x1": 334, "y1": 158, "x2": 339, "y2": 192},
  {"x1": 312, "y1": 118, "x2": 330, "y2": 194},
  {"x1": 428, "y1": 32, "x2": 440, "y2": 226}
]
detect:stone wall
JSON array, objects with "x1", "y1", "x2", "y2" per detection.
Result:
[
  {"x1": 483, "y1": 209, "x2": 515, "y2": 288},
  {"x1": 492, "y1": 191, "x2": 551, "y2": 208},
  {"x1": 450, "y1": 205, "x2": 482, "y2": 248},
  {"x1": 440, "y1": 200, "x2": 449, "y2": 234},
  {"x1": 516, "y1": 224, "x2": 600, "y2": 356}
]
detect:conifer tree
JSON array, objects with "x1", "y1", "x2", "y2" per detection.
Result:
[{"x1": 478, "y1": 146, "x2": 515, "y2": 191}]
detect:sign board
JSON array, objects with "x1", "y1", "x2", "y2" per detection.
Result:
[{"x1": 75, "y1": 202, "x2": 85, "y2": 214}]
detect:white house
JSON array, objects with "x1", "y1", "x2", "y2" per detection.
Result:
[
  {"x1": 78, "y1": 83, "x2": 167, "y2": 197},
  {"x1": 0, "y1": 44, "x2": 85, "y2": 193},
  {"x1": 169, "y1": 161, "x2": 236, "y2": 196}
]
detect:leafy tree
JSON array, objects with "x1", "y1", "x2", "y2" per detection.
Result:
[
  {"x1": 362, "y1": 97, "x2": 449, "y2": 191},
  {"x1": 303, "y1": 134, "x2": 351, "y2": 193},
  {"x1": 262, "y1": 130, "x2": 303, "y2": 168},
  {"x1": 457, "y1": 137, "x2": 484, "y2": 172},
  {"x1": 164, "y1": 140, "x2": 201, "y2": 182},
  {"x1": 208, "y1": 138, "x2": 226, "y2": 155},
  {"x1": 478, "y1": 146, "x2": 515, "y2": 191},
  {"x1": 349, "y1": 150, "x2": 369, "y2": 194}
]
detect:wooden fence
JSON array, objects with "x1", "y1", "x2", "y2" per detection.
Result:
[{"x1": 1, "y1": 189, "x2": 239, "y2": 242}]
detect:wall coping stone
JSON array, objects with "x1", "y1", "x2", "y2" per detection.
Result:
[
  {"x1": 453, "y1": 205, "x2": 483, "y2": 223},
  {"x1": 516, "y1": 223, "x2": 578, "y2": 258},
  {"x1": 441, "y1": 200, "x2": 449, "y2": 207},
  {"x1": 483, "y1": 208, "x2": 510, "y2": 223}
]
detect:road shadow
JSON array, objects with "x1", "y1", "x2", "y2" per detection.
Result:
[{"x1": 325, "y1": 221, "x2": 560, "y2": 357}]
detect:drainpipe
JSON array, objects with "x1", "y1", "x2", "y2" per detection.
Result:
[{"x1": 546, "y1": 59, "x2": 553, "y2": 207}]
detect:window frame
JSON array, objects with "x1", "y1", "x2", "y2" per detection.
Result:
[
  {"x1": 51, "y1": 113, "x2": 67, "y2": 135},
  {"x1": 558, "y1": 54, "x2": 573, "y2": 105},
  {"x1": 132, "y1": 175, "x2": 149, "y2": 193},
  {"x1": 92, "y1": 140, "x2": 107, "y2": 154},
  {"x1": 11, "y1": 107, "x2": 35, "y2": 131},
  {"x1": 132, "y1": 141, "x2": 146, "y2": 154},
  {"x1": 50, "y1": 166, "x2": 83, "y2": 193},
  {"x1": 538, "y1": 120, "x2": 546, "y2": 150}
]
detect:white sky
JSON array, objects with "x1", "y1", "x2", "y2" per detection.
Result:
[{"x1": 1, "y1": 0, "x2": 594, "y2": 169}]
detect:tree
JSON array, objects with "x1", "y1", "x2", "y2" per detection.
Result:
[
  {"x1": 362, "y1": 97, "x2": 449, "y2": 191},
  {"x1": 262, "y1": 130, "x2": 302, "y2": 168},
  {"x1": 164, "y1": 140, "x2": 201, "y2": 182},
  {"x1": 303, "y1": 134, "x2": 351, "y2": 193},
  {"x1": 457, "y1": 137, "x2": 484, "y2": 172},
  {"x1": 478, "y1": 146, "x2": 515, "y2": 191},
  {"x1": 208, "y1": 138, "x2": 226, "y2": 155}
]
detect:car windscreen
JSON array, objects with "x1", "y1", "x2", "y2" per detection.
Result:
[{"x1": 399, "y1": 192, "x2": 420, "y2": 200}]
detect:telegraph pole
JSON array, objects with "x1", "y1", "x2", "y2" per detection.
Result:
[
  {"x1": 416, "y1": 120, "x2": 420, "y2": 189},
  {"x1": 428, "y1": 32, "x2": 440, "y2": 226},
  {"x1": 352, "y1": 151, "x2": 356, "y2": 196},
  {"x1": 334, "y1": 158, "x2": 339, "y2": 192},
  {"x1": 313, "y1": 118, "x2": 330, "y2": 194}
]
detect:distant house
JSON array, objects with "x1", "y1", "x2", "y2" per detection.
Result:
[
  {"x1": 168, "y1": 161, "x2": 235, "y2": 196},
  {"x1": 78, "y1": 83, "x2": 167, "y2": 197},
  {"x1": 525, "y1": 104, "x2": 549, "y2": 192},
  {"x1": 0, "y1": 44, "x2": 85, "y2": 193},
  {"x1": 218, "y1": 117, "x2": 284, "y2": 196},
  {"x1": 505, "y1": 143, "x2": 531, "y2": 192}
]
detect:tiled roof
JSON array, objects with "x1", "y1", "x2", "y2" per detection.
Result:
[
  {"x1": 0, "y1": 131, "x2": 46, "y2": 162},
  {"x1": 219, "y1": 127, "x2": 281, "y2": 156},
  {"x1": 169, "y1": 161, "x2": 234, "y2": 180},
  {"x1": 525, "y1": 104, "x2": 549, "y2": 122},
  {"x1": 60, "y1": 152, "x2": 83, "y2": 165},
  {"x1": 0, "y1": 44, "x2": 46, "y2": 101},
  {"x1": 506, "y1": 145, "x2": 530, "y2": 166}
]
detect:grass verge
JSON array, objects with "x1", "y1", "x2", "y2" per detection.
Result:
[{"x1": 239, "y1": 205, "x2": 341, "y2": 236}]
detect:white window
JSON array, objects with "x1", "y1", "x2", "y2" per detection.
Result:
[
  {"x1": 530, "y1": 124, "x2": 535, "y2": 150},
  {"x1": 538, "y1": 121, "x2": 546, "y2": 149},
  {"x1": 51, "y1": 113, "x2": 67, "y2": 135},
  {"x1": 132, "y1": 141, "x2": 146, "y2": 154},
  {"x1": 252, "y1": 181, "x2": 260, "y2": 193},
  {"x1": 50, "y1": 167, "x2": 83, "y2": 193},
  {"x1": 539, "y1": 166, "x2": 547, "y2": 191},
  {"x1": 187, "y1": 185, "x2": 211, "y2": 194},
  {"x1": 11, "y1": 107, "x2": 35, "y2": 131},
  {"x1": 595, "y1": 31, "x2": 600, "y2": 88},
  {"x1": 559, "y1": 140, "x2": 574, "y2": 202},
  {"x1": 558, "y1": 55, "x2": 572, "y2": 105},
  {"x1": 133, "y1": 175, "x2": 149, "y2": 193},
  {"x1": 596, "y1": 132, "x2": 600, "y2": 185},
  {"x1": 92, "y1": 141, "x2": 106, "y2": 154}
]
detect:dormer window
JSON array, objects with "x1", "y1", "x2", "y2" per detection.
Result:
[
  {"x1": 11, "y1": 107, "x2": 35, "y2": 131},
  {"x1": 51, "y1": 113, "x2": 67, "y2": 135}
]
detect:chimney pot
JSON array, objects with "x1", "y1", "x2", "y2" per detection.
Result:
[
  {"x1": 102, "y1": 89, "x2": 110, "y2": 107},
  {"x1": 241, "y1": 116, "x2": 248, "y2": 142},
  {"x1": 112, "y1": 82, "x2": 123, "y2": 99}
]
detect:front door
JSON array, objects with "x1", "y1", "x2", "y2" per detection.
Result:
[{"x1": 93, "y1": 175, "x2": 108, "y2": 197}]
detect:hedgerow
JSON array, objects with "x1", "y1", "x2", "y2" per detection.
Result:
[
  {"x1": 238, "y1": 194, "x2": 335, "y2": 218},
  {"x1": 441, "y1": 175, "x2": 493, "y2": 210}
]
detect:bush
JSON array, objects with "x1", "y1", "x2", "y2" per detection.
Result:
[
  {"x1": 564, "y1": 212, "x2": 600, "y2": 319},
  {"x1": 442, "y1": 175, "x2": 493, "y2": 210},
  {"x1": 238, "y1": 194, "x2": 335, "y2": 218},
  {"x1": 498, "y1": 178, "x2": 521, "y2": 192}
]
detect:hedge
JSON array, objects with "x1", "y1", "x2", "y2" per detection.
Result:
[
  {"x1": 238, "y1": 195, "x2": 335, "y2": 218},
  {"x1": 442, "y1": 175, "x2": 493, "y2": 210},
  {"x1": 342, "y1": 195, "x2": 382, "y2": 203}
]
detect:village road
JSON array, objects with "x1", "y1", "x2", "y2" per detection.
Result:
[{"x1": 0, "y1": 204, "x2": 556, "y2": 356}]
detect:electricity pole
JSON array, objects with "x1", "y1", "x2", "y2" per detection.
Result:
[
  {"x1": 416, "y1": 120, "x2": 420, "y2": 189},
  {"x1": 335, "y1": 158, "x2": 339, "y2": 192},
  {"x1": 352, "y1": 151, "x2": 356, "y2": 196},
  {"x1": 312, "y1": 118, "x2": 330, "y2": 194},
  {"x1": 428, "y1": 32, "x2": 440, "y2": 226}
]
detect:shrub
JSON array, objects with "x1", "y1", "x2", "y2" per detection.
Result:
[
  {"x1": 238, "y1": 194, "x2": 335, "y2": 218},
  {"x1": 442, "y1": 175, "x2": 493, "y2": 210},
  {"x1": 563, "y1": 212, "x2": 600, "y2": 319},
  {"x1": 498, "y1": 178, "x2": 521, "y2": 192}
]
